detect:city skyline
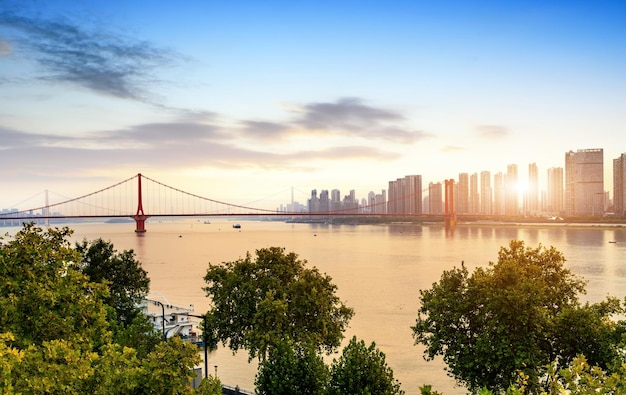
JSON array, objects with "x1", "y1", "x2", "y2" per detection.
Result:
[{"x1": 1, "y1": 1, "x2": 625, "y2": 208}]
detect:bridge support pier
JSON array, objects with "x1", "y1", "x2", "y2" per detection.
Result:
[{"x1": 134, "y1": 215, "x2": 147, "y2": 233}]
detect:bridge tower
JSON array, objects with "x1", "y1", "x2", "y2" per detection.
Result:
[
  {"x1": 444, "y1": 179, "x2": 456, "y2": 228},
  {"x1": 134, "y1": 173, "x2": 149, "y2": 233}
]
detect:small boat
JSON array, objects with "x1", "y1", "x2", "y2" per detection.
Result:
[{"x1": 232, "y1": 224, "x2": 241, "y2": 229}]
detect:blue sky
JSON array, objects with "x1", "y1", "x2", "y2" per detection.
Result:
[{"x1": 1, "y1": 1, "x2": 625, "y2": 209}]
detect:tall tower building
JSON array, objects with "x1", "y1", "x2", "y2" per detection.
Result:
[
  {"x1": 469, "y1": 173, "x2": 480, "y2": 214},
  {"x1": 457, "y1": 173, "x2": 469, "y2": 214},
  {"x1": 480, "y1": 171, "x2": 492, "y2": 215},
  {"x1": 493, "y1": 172, "x2": 504, "y2": 216},
  {"x1": 429, "y1": 182, "x2": 443, "y2": 214},
  {"x1": 527, "y1": 163, "x2": 539, "y2": 216},
  {"x1": 614, "y1": 153, "x2": 626, "y2": 217},
  {"x1": 546, "y1": 167, "x2": 564, "y2": 215},
  {"x1": 505, "y1": 164, "x2": 519, "y2": 216},
  {"x1": 404, "y1": 175, "x2": 423, "y2": 215},
  {"x1": 387, "y1": 175, "x2": 422, "y2": 215},
  {"x1": 565, "y1": 149, "x2": 604, "y2": 216}
]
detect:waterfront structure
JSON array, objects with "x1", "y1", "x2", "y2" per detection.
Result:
[
  {"x1": 429, "y1": 182, "x2": 443, "y2": 214},
  {"x1": 527, "y1": 163, "x2": 539, "y2": 216},
  {"x1": 480, "y1": 171, "x2": 492, "y2": 215},
  {"x1": 457, "y1": 173, "x2": 469, "y2": 214},
  {"x1": 565, "y1": 149, "x2": 604, "y2": 216},
  {"x1": 505, "y1": 164, "x2": 519, "y2": 216},
  {"x1": 614, "y1": 153, "x2": 626, "y2": 217},
  {"x1": 387, "y1": 175, "x2": 422, "y2": 215},
  {"x1": 546, "y1": 167, "x2": 564, "y2": 215},
  {"x1": 493, "y1": 172, "x2": 504, "y2": 216},
  {"x1": 469, "y1": 173, "x2": 480, "y2": 214}
]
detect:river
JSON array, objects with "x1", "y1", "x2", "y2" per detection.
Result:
[{"x1": 6, "y1": 220, "x2": 626, "y2": 394}]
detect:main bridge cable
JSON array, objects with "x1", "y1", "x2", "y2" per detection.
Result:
[
  {"x1": 0, "y1": 174, "x2": 140, "y2": 218},
  {"x1": 139, "y1": 174, "x2": 279, "y2": 214}
]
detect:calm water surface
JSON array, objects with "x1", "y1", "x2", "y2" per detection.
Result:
[{"x1": 9, "y1": 220, "x2": 626, "y2": 394}]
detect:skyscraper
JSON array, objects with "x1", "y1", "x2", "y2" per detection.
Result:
[
  {"x1": 527, "y1": 163, "x2": 539, "y2": 216},
  {"x1": 480, "y1": 171, "x2": 492, "y2": 215},
  {"x1": 546, "y1": 167, "x2": 564, "y2": 215},
  {"x1": 505, "y1": 164, "x2": 518, "y2": 216},
  {"x1": 614, "y1": 153, "x2": 626, "y2": 217},
  {"x1": 469, "y1": 173, "x2": 480, "y2": 214},
  {"x1": 457, "y1": 173, "x2": 469, "y2": 214},
  {"x1": 387, "y1": 175, "x2": 422, "y2": 215},
  {"x1": 565, "y1": 149, "x2": 604, "y2": 216},
  {"x1": 493, "y1": 172, "x2": 504, "y2": 216},
  {"x1": 429, "y1": 182, "x2": 443, "y2": 214}
]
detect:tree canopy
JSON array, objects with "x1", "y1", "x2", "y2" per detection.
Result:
[
  {"x1": 203, "y1": 246, "x2": 354, "y2": 360},
  {"x1": 0, "y1": 223, "x2": 202, "y2": 394},
  {"x1": 328, "y1": 336, "x2": 405, "y2": 395},
  {"x1": 412, "y1": 240, "x2": 625, "y2": 393}
]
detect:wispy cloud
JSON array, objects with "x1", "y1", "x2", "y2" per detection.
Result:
[
  {"x1": 0, "y1": 11, "x2": 177, "y2": 100},
  {"x1": 0, "y1": 39, "x2": 11, "y2": 56},
  {"x1": 475, "y1": 125, "x2": 509, "y2": 139},
  {"x1": 292, "y1": 97, "x2": 430, "y2": 143},
  {"x1": 441, "y1": 145, "x2": 466, "y2": 152}
]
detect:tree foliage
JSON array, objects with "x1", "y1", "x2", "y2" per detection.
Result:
[
  {"x1": 255, "y1": 339, "x2": 329, "y2": 395},
  {"x1": 74, "y1": 238, "x2": 150, "y2": 325},
  {"x1": 412, "y1": 240, "x2": 625, "y2": 393},
  {"x1": 0, "y1": 223, "x2": 110, "y2": 350},
  {"x1": 203, "y1": 246, "x2": 354, "y2": 359},
  {"x1": 73, "y1": 238, "x2": 159, "y2": 355},
  {"x1": 328, "y1": 336, "x2": 405, "y2": 395},
  {"x1": 0, "y1": 223, "x2": 202, "y2": 394}
]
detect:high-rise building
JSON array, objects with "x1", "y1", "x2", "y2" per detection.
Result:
[
  {"x1": 480, "y1": 171, "x2": 492, "y2": 215},
  {"x1": 546, "y1": 167, "x2": 564, "y2": 215},
  {"x1": 565, "y1": 149, "x2": 604, "y2": 216},
  {"x1": 457, "y1": 173, "x2": 469, "y2": 214},
  {"x1": 493, "y1": 172, "x2": 504, "y2": 216},
  {"x1": 387, "y1": 175, "x2": 422, "y2": 215},
  {"x1": 614, "y1": 153, "x2": 626, "y2": 217},
  {"x1": 505, "y1": 164, "x2": 518, "y2": 216},
  {"x1": 527, "y1": 163, "x2": 539, "y2": 216},
  {"x1": 429, "y1": 182, "x2": 443, "y2": 214},
  {"x1": 469, "y1": 173, "x2": 480, "y2": 214}
]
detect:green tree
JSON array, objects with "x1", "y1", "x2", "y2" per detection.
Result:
[
  {"x1": 0, "y1": 223, "x2": 110, "y2": 349},
  {"x1": 0, "y1": 223, "x2": 201, "y2": 394},
  {"x1": 195, "y1": 375, "x2": 222, "y2": 395},
  {"x1": 328, "y1": 336, "x2": 405, "y2": 395},
  {"x1": 412, "y1": 240, "x2": 624, "y2": 393},
  {"x1": 203, "y1": 246, "x2": 354, "y2": 359},
  {"x1": 74, "y1": 238, "x2": 159, "y2": 355},
  {"x1": 255, "y1": 339, "x2": 329, "y2": 395},
  {"x1": 74, "y1": 238, "x2": 150, "y2": 325}
]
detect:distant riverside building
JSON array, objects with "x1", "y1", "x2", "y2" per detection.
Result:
[
  {"x1": 387, "y1": 175, "x2": 422, "y2": 215},
  {"x1": 480, "y1": 171, "x2": 492, "y2": 215},
  {"x1": 546, "y1": 167, "x2": 564, "y2": 215},
  {"x1": 457, "y1": 173, "x2": 469, "y2": 214},
  {"x1": 469, "y1": 173, "x2": 479, "y2": 214},
  {"x1": 505, "y1": 164, "x2": 519, "y2": 216},
  {"x1": 614, "y1": 153, "x2": 626, "y2": 217},
  {"x1": 428, "y1": 182, "x2": 443, "y2": 214},
  {"x1": 565, "y1": 149, "x2": 604, "y2": 216},
  {"x1": 493, "y1": 172, "x2": 504, "y2": 216},
  {"x1": 527, "y1": 163, "x2": 539, "y2": 216}
]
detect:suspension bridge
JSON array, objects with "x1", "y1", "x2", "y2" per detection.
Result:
[{"x1": 0, "y1": 173, "x2": 457, "y2": 232}]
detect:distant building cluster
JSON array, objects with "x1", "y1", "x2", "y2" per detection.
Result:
[
  {"x1": 0, "y1": 208, "x2": 54, "y2": 227},
  {"x1": 285, "y1": 148, "x2": 626, "y2": 219}
]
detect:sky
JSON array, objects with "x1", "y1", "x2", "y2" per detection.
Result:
[{"x1": 1, "y1": 0, "x2": 625, "y2": 209}]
